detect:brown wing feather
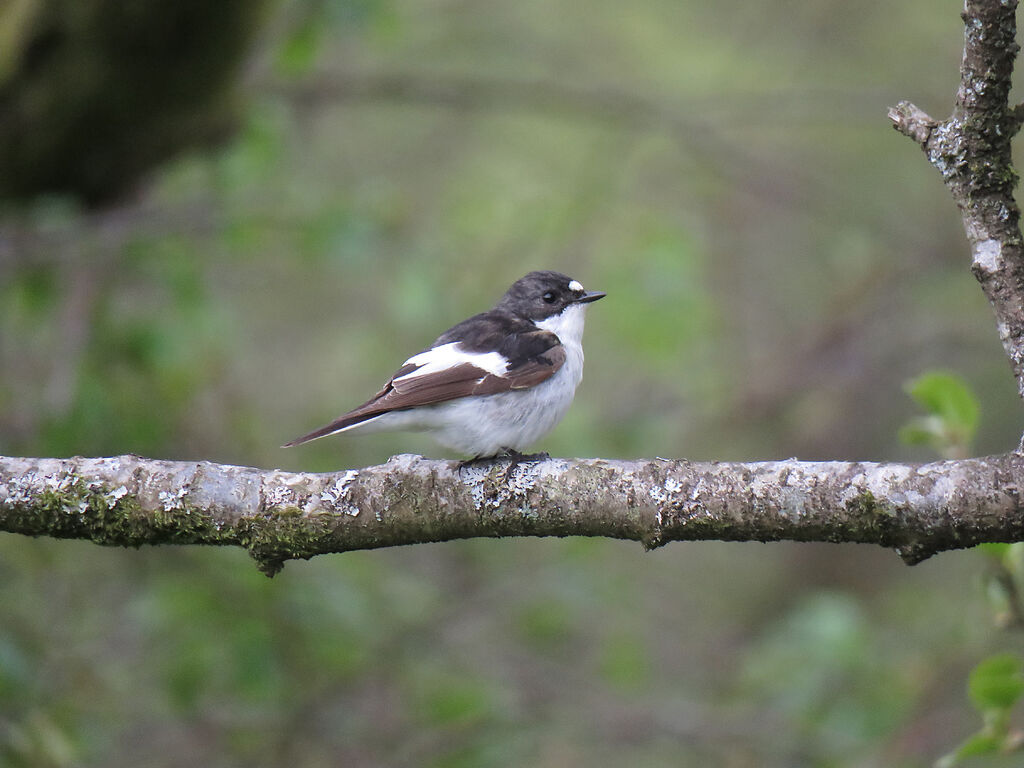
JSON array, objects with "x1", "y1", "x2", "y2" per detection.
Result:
[
  {"x1": 283, "y1": 333, "x2": 565, "y2": 447},
  {"x1": 473, "y1": 344, "x2": 566, "y2": 394}
]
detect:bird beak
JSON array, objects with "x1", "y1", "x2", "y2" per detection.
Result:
[{"x1": 576, "y1": 290, "x2": 606, "y2": 304}]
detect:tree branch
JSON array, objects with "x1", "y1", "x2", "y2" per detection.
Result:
[
  {"x1": 3, "y1": 454, "x2": 1024, "y2": 576},
  {"x1": 889, "y1": 0, "x2": 1024, "y2": 396}
]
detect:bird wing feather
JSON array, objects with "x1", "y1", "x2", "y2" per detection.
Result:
[{"x1": 282, "y1": 330, "x2": 565, "y2": 447}]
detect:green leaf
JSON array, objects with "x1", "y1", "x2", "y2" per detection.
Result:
[
  {"x1": 936, "y1": 730, "x2": 1001, "y2": 767},
  {"x1": 969, "y1": 653, "x2": 1024, "y2": 712},
  {"x1": 898, "y1": 417, "x2": 945, "y2": 447},
  {"x1": 977, "y1": 543, "x2": 1012, "y2": 559},
  {"x1": 900, "y1": 371, "x2": 980, "y2": 457},
  {"x1": 905, "y1": 371, "x2": 979, "y2": 435}
]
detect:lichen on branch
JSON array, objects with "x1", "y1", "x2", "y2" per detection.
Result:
[
  {"x1": 889, "y1": 0, "x2": 1024, "y2": 397},
  {"x1": 3, "y1": 454, "x2": 1024, "y2": 575}
]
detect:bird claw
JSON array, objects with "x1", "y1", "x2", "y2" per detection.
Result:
[
  {"x1": 500, "y1": 449, "x2": 550, "y2": 467},
  {"x1": 456, "y1": 449, "x2": 550, "y2": 475}
]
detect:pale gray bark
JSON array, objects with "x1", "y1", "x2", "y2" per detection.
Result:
[{"x1": 2, "y1": 454, "x2": 1023, "y2": 575}]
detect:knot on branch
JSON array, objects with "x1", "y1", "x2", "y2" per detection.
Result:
[{"x1": 888, "y1": 101, "x2": 937, "y2": 146}]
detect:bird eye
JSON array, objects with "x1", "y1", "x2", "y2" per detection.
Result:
[{"x1": 542, "y1": 291, "x2": 557, "y2": 304}]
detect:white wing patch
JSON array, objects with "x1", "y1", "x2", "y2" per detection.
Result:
[
  {"x1": 396, "y1": 342, "x2": 509, "y2": 382},
  {"x1": 568, "y1": 279, "x2": 584, "y2": 292}
]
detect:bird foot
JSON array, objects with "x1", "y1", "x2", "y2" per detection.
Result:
[
  {"x1": 456, "y1": 450, "x2": 550, "y2": 473},
  {"x1": 500, "y1": 449, "x2": 550, "y2": 468}
]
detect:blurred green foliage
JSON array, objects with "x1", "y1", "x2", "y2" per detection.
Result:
[
  {"x1": 938, "y1": 654, "x2": 1024, "y2": 767},
  {"x1": 899, "y1": 371, "x2": 980, "y2": 459},
  {"x1": 741, "y1": 593, "x2": 916, "y2": 756},
  {"x1": 3, "y1": 0, "x2": 1024, "y2": 766},
  {"x1": 898, "y1": 373, "x2": 1024, "y2": 767}
]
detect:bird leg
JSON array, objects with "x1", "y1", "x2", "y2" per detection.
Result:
[{"x1": 456, "y1": 449, "x2": 550, "y2": 473}]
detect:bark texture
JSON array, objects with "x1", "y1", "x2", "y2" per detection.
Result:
[
  {"x1": 2, "y1": 454, "x2": 1024, "y2": 575},
  {"x1": 889, "y1": 0, "x2": 1024, "y2": 396}
]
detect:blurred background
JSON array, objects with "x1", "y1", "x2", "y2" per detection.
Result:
[{"x1": 3, "y1": 0, "x2": 1024, "y2": 765}]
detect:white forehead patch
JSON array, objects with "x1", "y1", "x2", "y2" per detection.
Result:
[{"x1": 568, "y1": 280, "x2": 584, "y2": 292}]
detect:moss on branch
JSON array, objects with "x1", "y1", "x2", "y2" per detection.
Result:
[{"x1": 4, "y1": 454, "x2": 1024, "y2": 576}]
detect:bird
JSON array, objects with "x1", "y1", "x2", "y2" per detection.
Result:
[{"x1": 283, "y1": 270, "x2": 605, "y2": 459}]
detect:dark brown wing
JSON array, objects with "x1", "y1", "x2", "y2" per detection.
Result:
[
  {"x1": 473, "y1": 343, "x2": 566, "y2": 394},
  {"x1": 283, "y1": 330, "x2": 565, "y2": 447}
]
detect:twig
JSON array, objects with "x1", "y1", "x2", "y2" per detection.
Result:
[{"x1": 890, "y1": 0, "x2": 1024, "y2": 397}]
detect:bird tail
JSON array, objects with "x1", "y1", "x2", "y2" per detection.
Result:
[{"x1": 281, "y1": 412, "x2": 381, "y2": 447}]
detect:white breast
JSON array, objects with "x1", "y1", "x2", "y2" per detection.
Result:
[
  {"x1": 356, "y1": 302, "x2": 594, "y2": 456},
  {"x1": 535, "y1": 303, "x2": 587, "y2": 347},
  {"x1": 426, "y1": 302, "x2": 590, "y2": 455}
]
